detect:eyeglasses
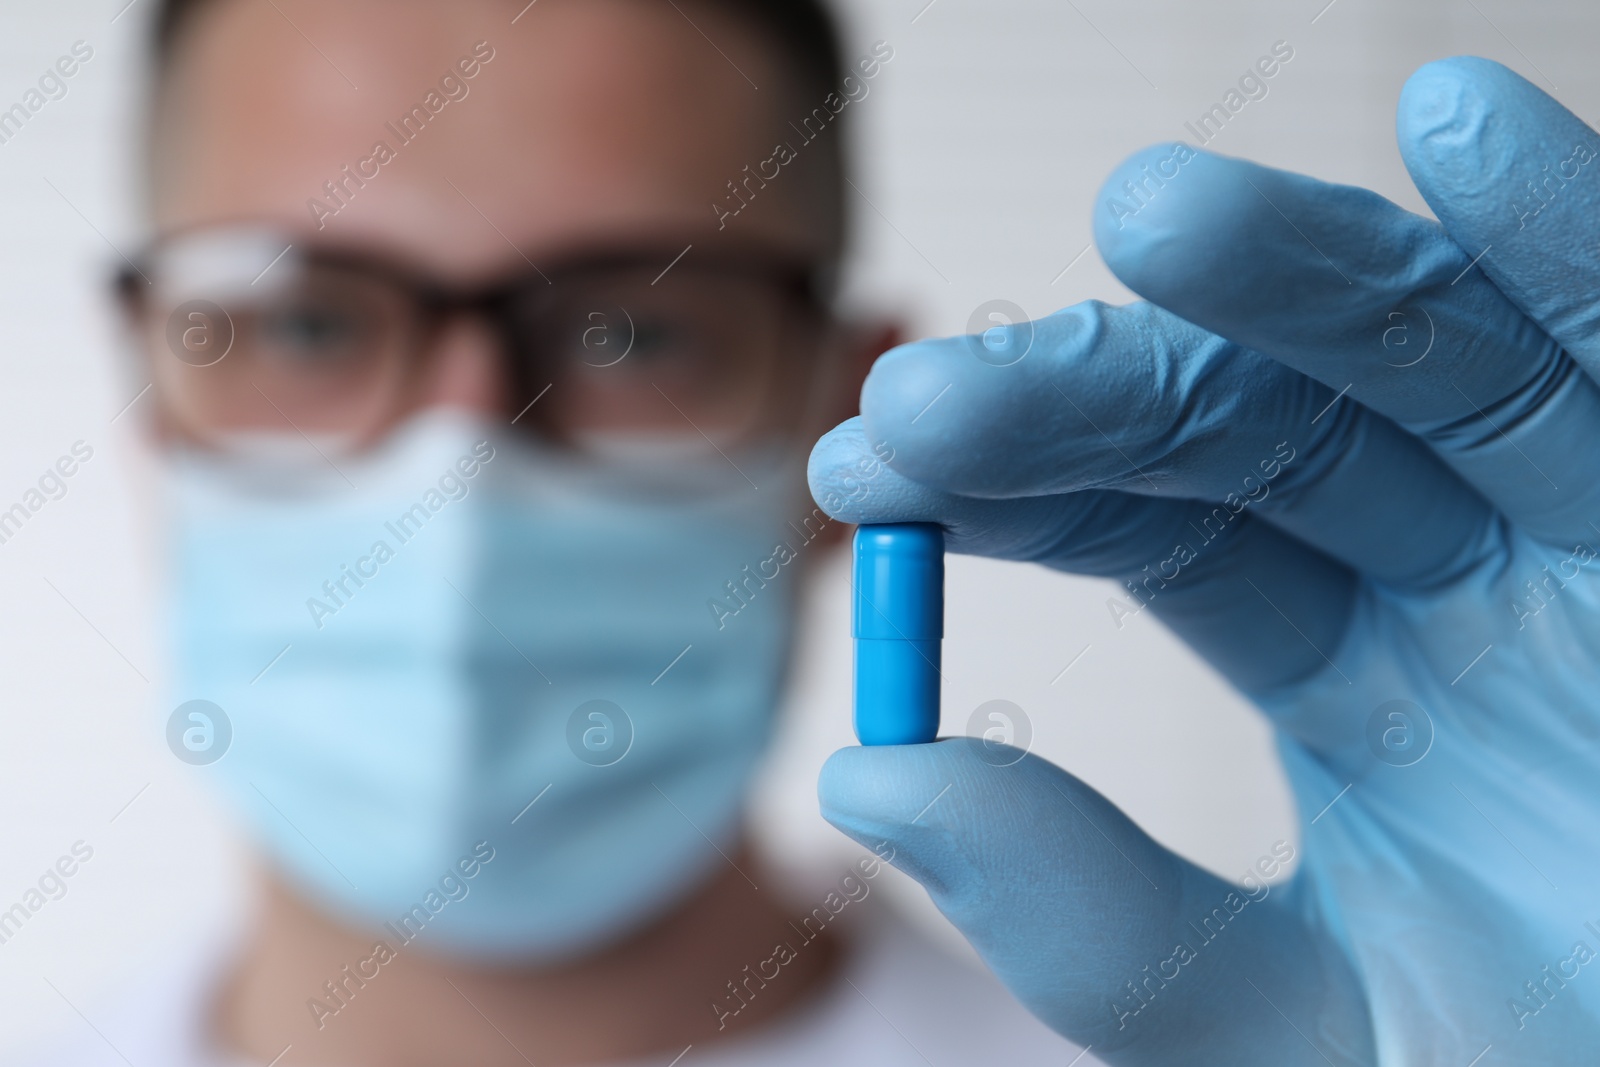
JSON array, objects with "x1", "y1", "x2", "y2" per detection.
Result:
[{"x1": 116, "y1": 227, "x2": 836, "y2": 461}]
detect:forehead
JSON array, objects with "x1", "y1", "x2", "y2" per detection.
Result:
[{"x1": 153, "y1": 0, "x2": 830, "y2": 278}]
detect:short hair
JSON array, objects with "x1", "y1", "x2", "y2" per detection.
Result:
[
  {"x1": 146, "y1": 0, "x2": 849, "y2": 256},
  {"x1": 152, "y1": 0, "x2": 843, "y2": 104}
]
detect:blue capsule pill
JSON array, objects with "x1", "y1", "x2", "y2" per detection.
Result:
[{"x1": 853, "y1": 522, "x2": 944, "y2": 745}]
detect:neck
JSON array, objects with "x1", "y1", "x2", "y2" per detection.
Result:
[{"x1": 216, "y1": 846, "x2": 840, "y2": 1066}]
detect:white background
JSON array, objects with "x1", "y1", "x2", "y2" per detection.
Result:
[{"x1": 1, "y1": 0, "x2": 1597, "y2": 1054}]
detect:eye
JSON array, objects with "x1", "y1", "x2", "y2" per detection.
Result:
[
  {"x1": 627, "y1": 317, "x2": 693, "y2": 360},
  {"x1": 255, "y1": 304, "x2": 365, "y2": 362}
]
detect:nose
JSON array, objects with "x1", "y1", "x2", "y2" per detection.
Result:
[{"x1": 407, "y1": 313, "x2": 510, "y2": 421}]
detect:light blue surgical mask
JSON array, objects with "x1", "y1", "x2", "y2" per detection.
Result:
[{"x1": 162, "y1": 412, "x2": 805, "y2": 960}]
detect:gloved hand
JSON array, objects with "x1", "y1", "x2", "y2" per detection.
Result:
[{"x1": 809, "y1": 57, "x2": 1600, "y2": 1065}]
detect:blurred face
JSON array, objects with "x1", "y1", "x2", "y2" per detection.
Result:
[
  {"x1": 136, "y1": 0, "x2": 869, "y2": 960},
  {"x1": 141, "y1": 0, "x2": 845, "y2": 456}
]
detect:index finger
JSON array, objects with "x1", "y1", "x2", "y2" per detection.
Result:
[{"x1": 853, "y1": 300, "x2": 1495, "y2": 590}]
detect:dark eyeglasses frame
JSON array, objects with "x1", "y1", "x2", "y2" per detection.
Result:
[
  {"x1": 113, "y1": 233, "x2": 841, "y2": 449},
  {"x1": 114, "y1": 237, "x2": 833, "y2": 342}
]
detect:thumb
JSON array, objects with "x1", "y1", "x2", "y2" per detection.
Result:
[{"x1": 819, "y1": 738, "x2": 1373, "y2": 1065}]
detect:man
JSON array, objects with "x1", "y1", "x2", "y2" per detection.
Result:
[
  {"x1": 14, "y1": 0, "x2": 1082, "y2": 1064},
  {"x1": 24, "y1": 0, "x2": 1596, "y2": 1061}
]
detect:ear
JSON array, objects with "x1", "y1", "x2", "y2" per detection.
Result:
[
  {"x1": 811, "y1": 317, "x2": 902, "y2": 433},
  {"x1": 845, "y1": 320, "x2": 903, "y2": 409},
  {"x1": 807, "y1": 317, "x2": 904, "y2": 551}
]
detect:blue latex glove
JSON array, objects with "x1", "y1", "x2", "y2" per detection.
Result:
[{"x1": 809, "y1": 57, "x2": 1600, "y2": 1065}]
